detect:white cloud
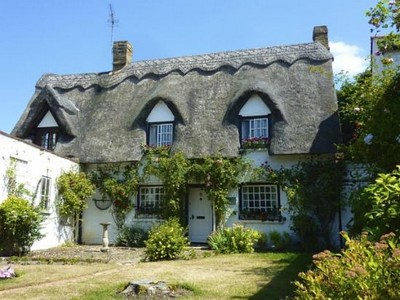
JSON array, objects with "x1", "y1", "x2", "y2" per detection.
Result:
[{"x1": 330, "y1": 41, "x2": 368, "y2": 76}]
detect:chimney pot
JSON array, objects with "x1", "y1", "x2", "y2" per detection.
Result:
[
  {"x1": 112, "y1": 41, "x2": 133, "y2": 71},
  {"x1": 313, "y1": 26, "x2": 329, "y2": 50}
]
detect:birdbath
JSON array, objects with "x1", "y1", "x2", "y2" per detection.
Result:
[{"x1": 100, "y1": 222, "x2": 112, "y2": 252}]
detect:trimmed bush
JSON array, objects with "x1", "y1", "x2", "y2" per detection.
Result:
[
  {"x1": 0, "y1": 196, "x2": 43, "y2": 256},
  {"x1": 269, "y1": 230, "x2": 292, "y2": 250},
  {"x1": 293, "y1": 232, "x2": 400, "y2": 299},
  {"x1": 145, "y1": 218, "x2": 188, "y2": 261},
  {"x1": 115, "y1": 225, "x2": 149, "y2": 247},
  {"x1": 208, "y1": 224, "x2": 262, "y2": 254}
]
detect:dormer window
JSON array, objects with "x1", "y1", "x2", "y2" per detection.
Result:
[
  {"x1": 37, "y1": 128, "x2": 59, "y2": 150},
  {"x1": 34, "y1": 111, "x2": 60, "y2": 150},
  {"x1": 241, "y1": 117, "x2": 268, "y2": 139},
  {"x1": 146, "y1": 101, "x2": 175, "y2": 147},
  {"x1": 149, "y1": 123, "x2": 173, "y2": 146},
  {"x1": 239, "y1": 95, "x2": 271, "y2": 148}
]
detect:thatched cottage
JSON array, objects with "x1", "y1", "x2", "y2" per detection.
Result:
[{"x1": 11, "y1": 26, "x2": 341, "y2": 245}]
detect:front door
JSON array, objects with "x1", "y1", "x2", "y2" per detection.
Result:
[{"x1": 188, "y1": 187, "x2": 213, "y2": 243}]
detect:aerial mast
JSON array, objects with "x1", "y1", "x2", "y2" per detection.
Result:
[{"x1": 108, "y1": 4, "x2": 119, "y2": 47}]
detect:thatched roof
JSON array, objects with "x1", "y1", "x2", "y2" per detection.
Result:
[{"x1": 12, "y1": 40, "x2": 341, "y2": 163}]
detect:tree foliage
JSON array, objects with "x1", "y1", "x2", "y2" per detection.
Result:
[{"x1": 337, "y1": 68, "x2": 400, "y2": 172}]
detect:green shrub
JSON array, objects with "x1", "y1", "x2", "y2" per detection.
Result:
[
  {"x1": 351, "y1": 166, "x2": 400, "y2": 239},
  {"x1": 208, "y1": 224, "x2": 262, "y2": 254},
  {"x1": 291, "y1": 214, "x2": 319, "y2": 251},
  {"x1": 0, "y1": 196, "x2": 43, "y2": 256},
  {"x1": 293, "y1": 232, "x2": 400, "y2": 299},
  {"x1": 269, "y1": 230, "x2": 292, "y2": 250},
  {"x1": 144, "y1": 218, "x2": 188, "y2": 261},
  {"x1": 115, "y1": 225, "x2": 149, "y2": 247}
]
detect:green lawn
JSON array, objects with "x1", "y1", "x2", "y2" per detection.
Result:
[{"x1": 0, "y1": 252, "x2": 312, "y2": 299}]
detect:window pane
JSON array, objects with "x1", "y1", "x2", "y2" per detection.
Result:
[
  {"x1": 40, "y1": 176, "x2": 51, "y2": 209},
  {"x1": 240, "y1": 184, "x2": 279, "y2": 219},
  {"x1": 139, "y1": 186, "x2": 164, "y2": 217}
]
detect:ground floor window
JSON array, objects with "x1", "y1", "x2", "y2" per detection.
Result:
[
  {"x1": 40, "y1": 176, "x2": 51, "y2": 210},
  {"x1": 239, "y1": 184, "x2": 281, "y2": 221},
  {"x1": 136, "y1": 185, "x2": 164, "y2": 218}
]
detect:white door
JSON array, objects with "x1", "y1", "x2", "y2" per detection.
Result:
[{"x1": 188, "y1": 187, "x2": 213, "y2": 243}]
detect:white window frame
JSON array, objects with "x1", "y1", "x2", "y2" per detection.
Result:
[
  {"x1": 241, "y1": 117, "x2": 269, "y2": 140},
  {"x1": 148, "y1": 123, "x2": 173, "y2": 147},
  {"x1": 240, "y1": 184, "x2": 280, "y2": 220},
  {"x1": 40, "y1": 176, "x2": 51, "y2": 210},
  {"x1": 137, "y1": 186, "x2": 164, "y2": 217}
]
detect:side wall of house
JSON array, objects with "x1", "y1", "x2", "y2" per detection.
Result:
[{"x1": 0, "y1": 132, "x2": 78, "y2": 250}]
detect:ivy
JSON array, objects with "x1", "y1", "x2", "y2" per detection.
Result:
[{"x1": 90, "y1": 163, "x2": 140, "y2": 229}]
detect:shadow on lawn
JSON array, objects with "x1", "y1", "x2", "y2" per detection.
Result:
[{"x1": 235, "y1": 253, "x2": 313, "y2": 300}]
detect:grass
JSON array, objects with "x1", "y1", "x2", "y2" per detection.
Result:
[{"x1": 0, "y1": 252, "x2": 312, "y2": 299}]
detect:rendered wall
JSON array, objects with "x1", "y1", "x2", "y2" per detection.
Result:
[{"x1": 0, "y1": 131, "x2": 78, "y2": 250}]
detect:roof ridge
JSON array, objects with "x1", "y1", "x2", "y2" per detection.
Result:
[{"x1": 37, "y1": 42, "x2": 331, "y2": 90}]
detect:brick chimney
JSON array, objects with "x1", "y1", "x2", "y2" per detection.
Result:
[
  {"x1": 313, "y1": 26, "x2": 329, "y2": 50},
  {"x1": 112, "y1": 41, "x2": 133, "y2": 71}
]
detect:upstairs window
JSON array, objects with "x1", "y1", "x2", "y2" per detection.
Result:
[
  {"x1": 241, "y1": 117, "x2": 268, "y2": 139},
  {"x1": 239, "y1": 95, "x2": 271, "y2": 148},
  {"x1": 35, "y1": 111, "x2": 59, "y2": 150},
  {"x1": 149, "y1": 123, "x2": 173, "y2": 146},
  {"x1": 35, "y1": 128, "x2": 59, "y2": 150},
  {"x1": 146, "y1": 101, "x2": 175, "y2": 147},
  {"x1": 40, "y1": 176, "x2": 51, "y2": 210}
]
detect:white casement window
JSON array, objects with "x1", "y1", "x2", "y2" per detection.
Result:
[
  {"x1": 241, "y1": 117, "x2": 268, "y2": 139},
  {"x1": 41, "y1": 132, "x2": 58, "y2": 150},
  {"x1": 40, "y1": 176, "x2": 51, "y2": 210},
  {"x1": 148, "y1": 123, "x2": 173, "y2": 147},
  {"x1": 240, "y1": 184, "x2": 280, "y2": 221},
  {"x1": 137, "y1": 186, "x2": 164, "y2": 216}
]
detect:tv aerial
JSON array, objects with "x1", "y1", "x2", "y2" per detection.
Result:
[{"x1": 108, "y1": 3, "x2": 119, "y2": 45}]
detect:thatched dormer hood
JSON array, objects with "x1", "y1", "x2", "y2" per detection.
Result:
[{"x1": 12, "y1": 28, "x2": 341, "y2": 163}]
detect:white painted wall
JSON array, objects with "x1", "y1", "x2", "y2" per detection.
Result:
[
  {"x1": 239, "y1": 95, "x2": 271, "y2": 116},
  {"x1": 371, "y1": 36, "x2": 400, "y2": 75},
  {"x1": 37, "y1": 111, "x2": 58, "y2": 128},
  {"x1": 0, "y1": 131, "x2": 78, "y2": 250},
  {"x1": 146, "y1": 101, "x2": 175, "y2": 122}
]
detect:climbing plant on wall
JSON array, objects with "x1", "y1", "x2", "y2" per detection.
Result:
[
  {"x1": 5, "y1": 158, "x2": 31, "y2": 199},
  {"x1": 253, "y1": 157, "x2": 345, "y2": 250},
  {"x1": 188, "y1": 153, "x2": 252, "y2": 228},
  {"x1": 56, "y1": 170, "x2": 95, "y2": 233},
  {"x1": 143, "y1": 148, "x2": 251, "y2": 227},
  {"x1": 144, "y1": 148, "x2": 189, "y2": 221},
  {"x1": 90, "y1": 163, "x2": 140, "y2": 230}
]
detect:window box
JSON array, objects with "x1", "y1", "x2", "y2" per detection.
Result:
[
  {"x1": 241, "y1": 137, "x2": 271, "y2": 149},
  {"x1": 239, "y1": 208, "x2": 283, "y2": 222}
]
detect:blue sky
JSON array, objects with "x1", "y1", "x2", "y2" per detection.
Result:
[{"x1": 0, "y1": 0, "x2": 378, "y2": 133}]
